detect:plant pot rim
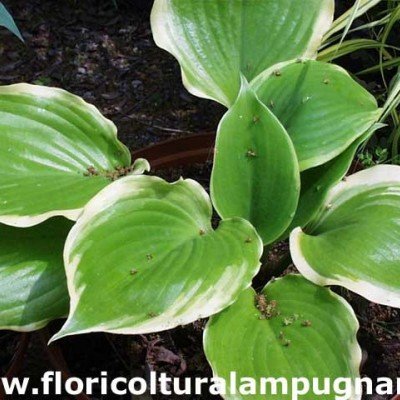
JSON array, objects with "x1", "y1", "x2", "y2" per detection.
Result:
[{"x1": 132, "y1": 132, "x2": 215, "y2": 169}]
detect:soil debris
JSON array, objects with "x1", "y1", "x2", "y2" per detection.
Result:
[
  {"x1": 255, "y1": 293, "x2": 280, "y2": 320},
  {"x1": 84, "y1": 164, "x2": 143, "y2": 181}
]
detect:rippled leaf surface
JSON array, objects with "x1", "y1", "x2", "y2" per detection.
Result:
[
  {"x1": 0, "y1": 84, "x2": 135, "y2": 227},
  {"x1": 251, "y1": 61, "x2": 380, "y2": 170},
  {"x1": 151, "y1": 0, "x2": 334, "y2": 106},
  {"x1": 205, "y1": 275, "x2": 361, "y2": 400},
  {"x1": 53, "y1": 175, "x2": 263, "y2": 340},
  {"x1": 291, "y1": 165, "x2": 400, "y2": 307},
  {"x1": 0, "y1": 218, "x2": 71, "y2": 331},
  {"x1": 211, "y1": 82, "x2": 300, "y2": 245}
]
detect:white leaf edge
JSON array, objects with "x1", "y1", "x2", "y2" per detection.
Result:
[
  {"x1": 151, "y1": 0, "x2": 335, "y2": 107},
  {"x1": 0, "y1": 162, "x2": 148, "y2": 331},
  {"x1": 0, "y1": 315, "x2": 67, "y2": 333},
  {"x1": 290, "y1": 165, "x2": 400, "y2": 308},
  {"x1": 250, "y1": 60, "x2": 382, "y2": 171},
  {"x1": 0, "y1": 83, "x2": 139, "y2": 227},
  {"x1": 203, "y1": 274, "x2": 362, "y2": 400},
  {"x1": 0, "y1": 158, "x2": 150, "y2": 228},
  {"x1": 50, "y1": 175, "x2": 263, "y2": 342}
]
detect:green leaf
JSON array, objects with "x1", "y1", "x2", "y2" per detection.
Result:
[
  {"x1": 0, "y1": 218, "x2": 72, "y2": 331},
  {"x1": 251, "y1": 60, "x2": 381, "y2": 171},
  {"x1": 0, "y1": 84, "x2": 144, "y2": 227},
  {"x1": 52, "y1": 175, "x2": 263, "y2": 340},
  {"x1": 282, "y1": 127, "x2": 383, "y2": 238},
  {"x1": 204, "y1": 275, "x2": 361, "y2": 400},
  {"x1": 151, "y1": 0, "x2": 334, "y2": 107},
  {"x1": 290, "y1": 165, "x2": 400, "y2": 307},
  {"x1": 0, "y1": 2, "x2": 23, "y2": 42},
  {"x1": 280, "y1": 144, "x2": 357, "y2": 240},
  {"x1": 211, "y1": 81, "x2": 300, "y2": 245}
]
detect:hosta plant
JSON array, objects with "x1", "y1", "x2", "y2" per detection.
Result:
[
  {"x1": 0, "y1": 84, "x2": 150, "y2": 330},
  {"x1": 1, "y1": 0, "x2": 398, "y2": 399}
]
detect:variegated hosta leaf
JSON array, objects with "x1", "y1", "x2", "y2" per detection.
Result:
[
  {"x1": 282, "y1": 136, "x2": 368, "y2": 239},
  {"x1": 52, "y1": 175, "x2": 263, "y2": 340},
  {"x1": 283, "y1": 126, "x2": 384, "y2": 238},
  {"x1": 0, "y1": 84, "x2": 149, "y2": 227},
  {"x1": 290, "y1": 165, "x2": 400, "y2": 307},
  {"x1": 211, "y1": 81, "x2": 300, "y2": 245},
  {"x1": 0, "y1": 218, "x2": 72, "y2": 331},
  {"x1": 251, "y1": 60, "x2": 381, "y2": 171},
  {"x1": 151, "y1": 0, "x2": 334, "y2": 107},
  {"x1": 204, "y1": 275, "x2": 361, "y2": 400}
]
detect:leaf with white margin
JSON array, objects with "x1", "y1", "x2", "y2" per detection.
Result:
[
  {"x1": 151, "y1": 0, "x2": 334, "y2": 107},
  {"x1": 211, "y1": 80, "x2": 300, "y2": 245},
  {"x1": 51, "y1": 175, "x2": 263, "y2": 341},
  {"x1": 251, "y1": 60, "x2": 381, "y2": 171},
  {"x1": 282, "y1": 132, "x2": 374, "y2": 239},
  {"x1": 290, "y1": 165, "x2": 400, "y2": 308},
  {"x1": 0, "y1": 84, "x2": 149, "y2": 227},
  {"x1": 282, "y1": 125, "x2": 384, "y2": 239},
  {"x1": 204, "y1": 274, "x2": 361, "y2": 400},
  {"x1": 287, "y1": 148, "x2": 356, "y2": 237},
  {"x1": 0, "y1": 218, "x2": 72, "y2": 331}
]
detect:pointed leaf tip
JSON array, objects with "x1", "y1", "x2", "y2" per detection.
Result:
[
  {"x1": 55, "y1": 175, "x2": 263, "y2": 337},
  {"x1": 211, "y1": 82, "x2": 300, "y2": 244}
]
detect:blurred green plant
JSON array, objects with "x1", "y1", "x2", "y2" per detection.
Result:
[
  {"x1": 358, "y1": 146, "x2": 389, "y2": 166},
  {"x1": 320, "y1": 0, "x2": 400, "y2": 166}
]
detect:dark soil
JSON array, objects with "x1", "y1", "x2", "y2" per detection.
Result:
[
  {"x1": 0, "y1": 1, "x2": 399, "y2": 399},
  {"x1": 0, "y1": 0, "x2": 224, "y2": 149}
]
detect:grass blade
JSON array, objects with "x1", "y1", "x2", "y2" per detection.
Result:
[{"x1": 323, "y1": 0, "x2": 384, "y2": 41}]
